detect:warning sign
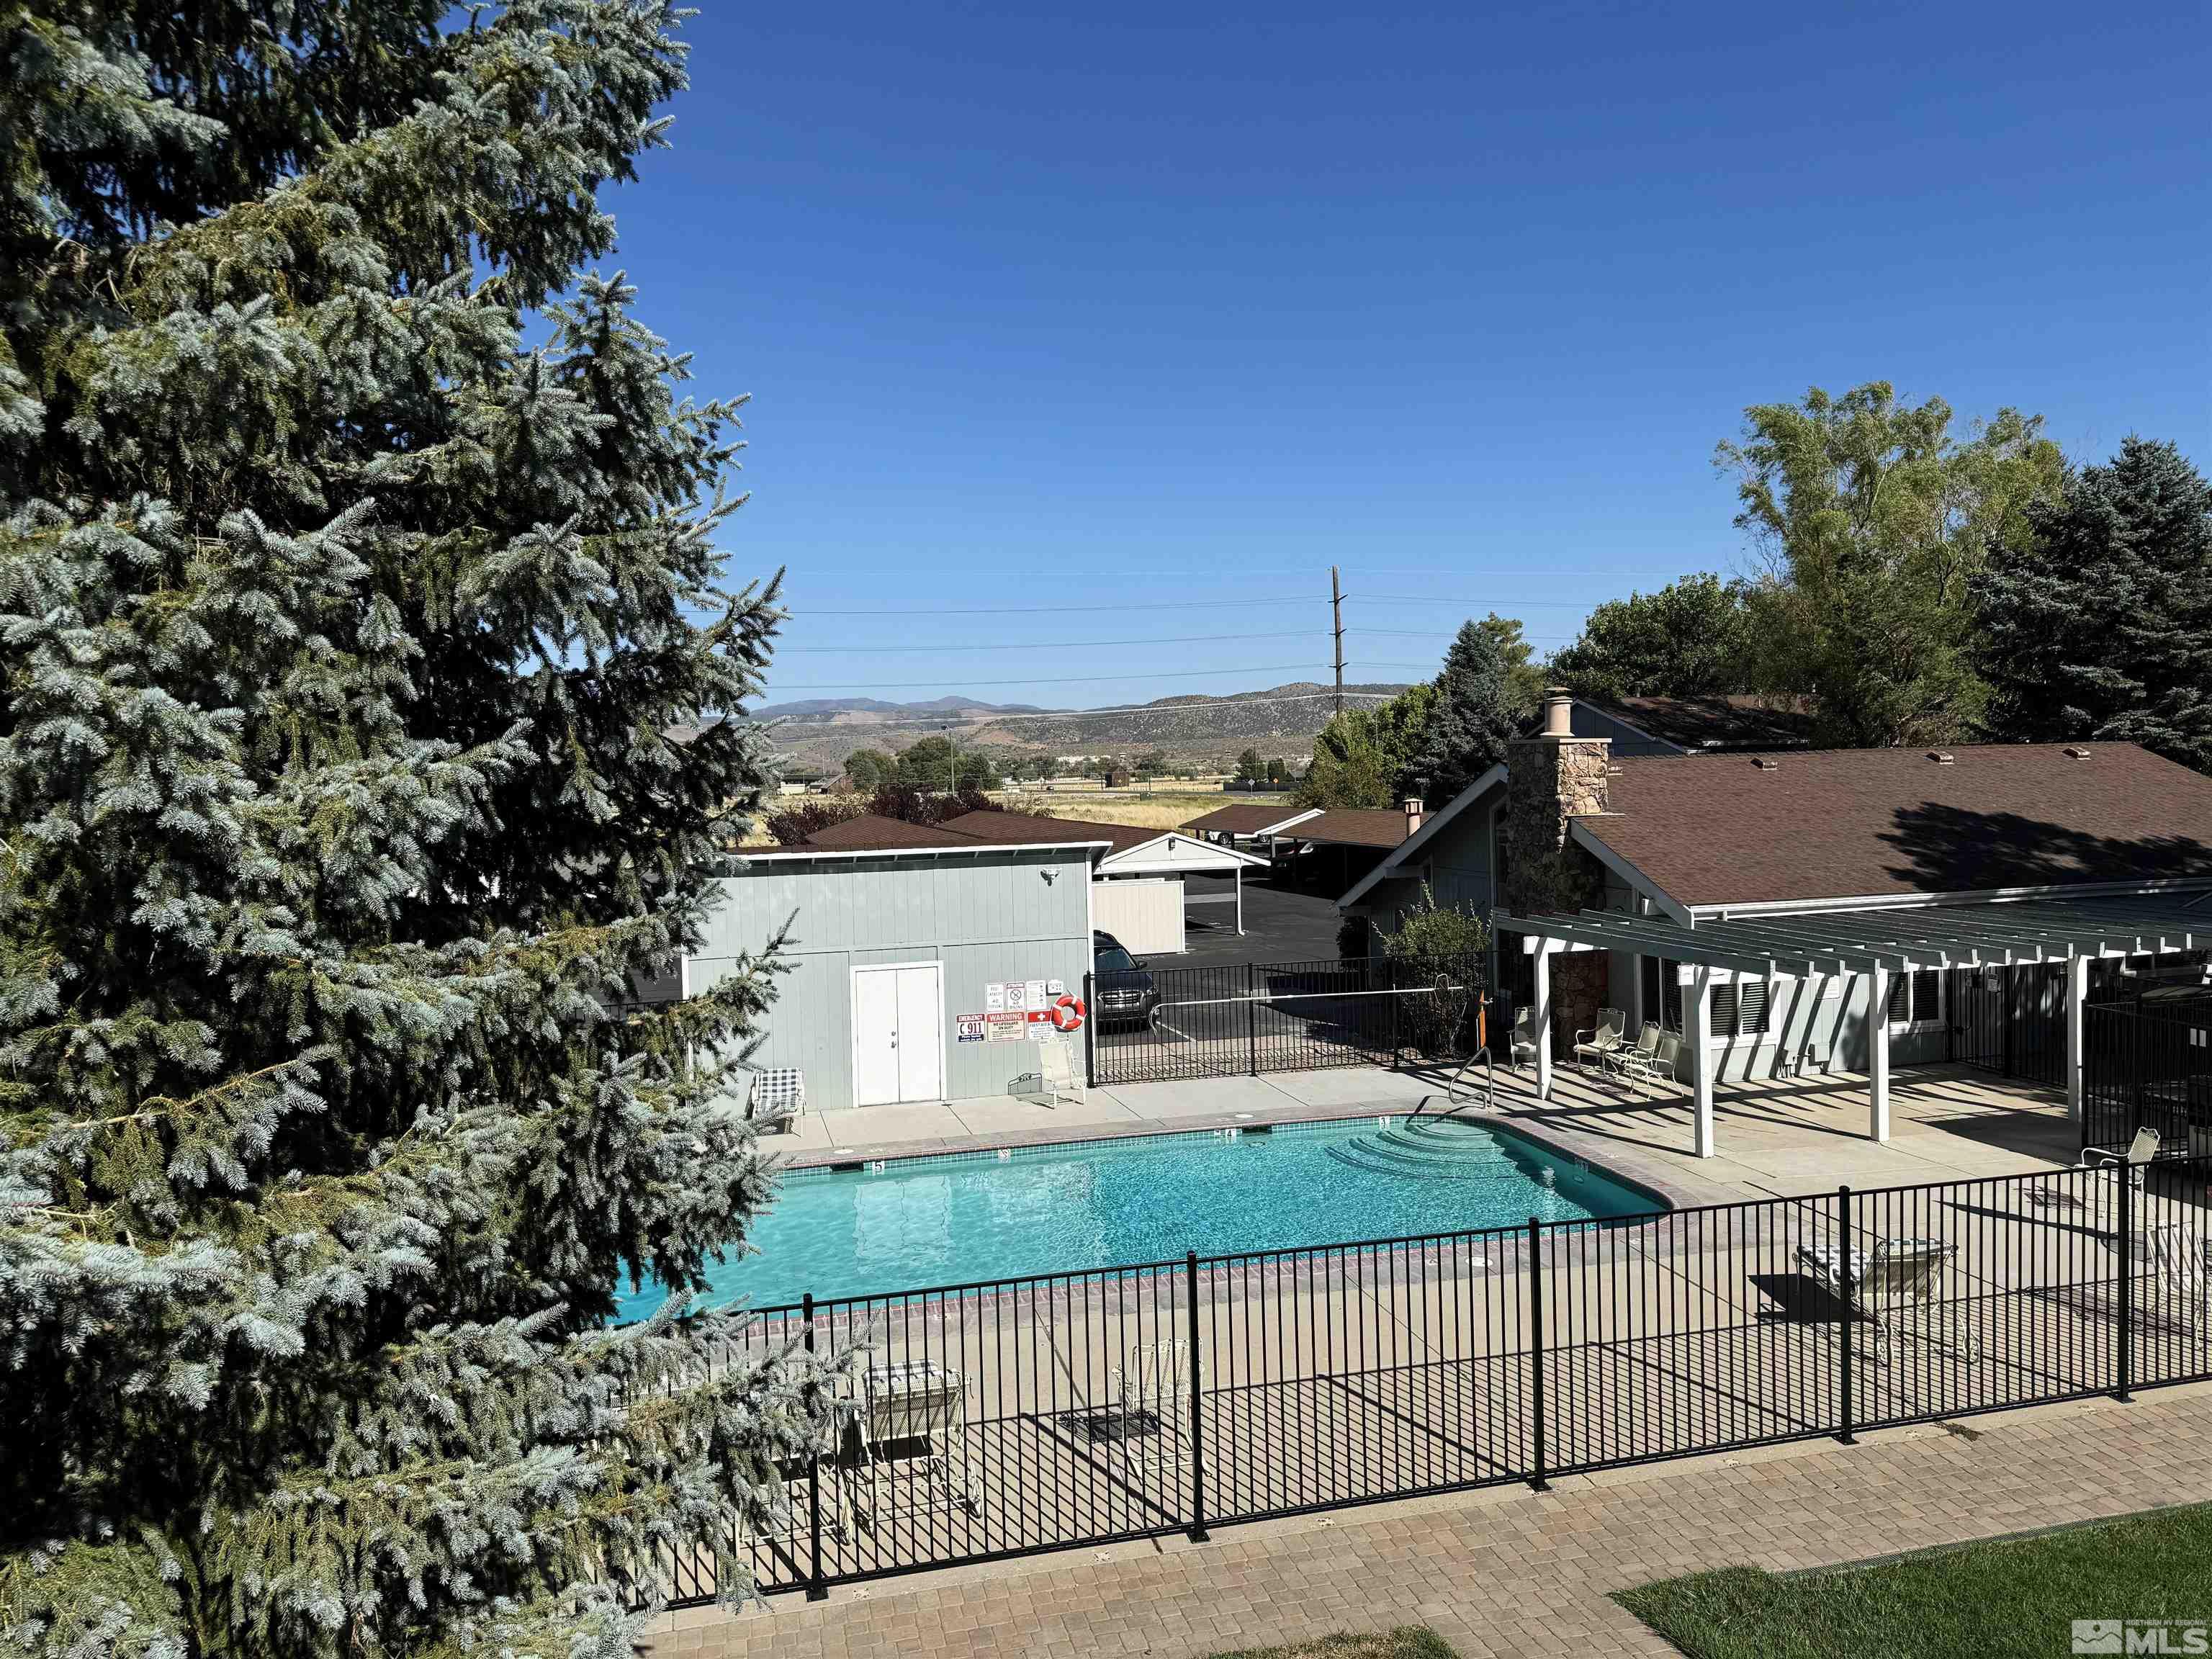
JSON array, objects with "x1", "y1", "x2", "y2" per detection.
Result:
[
  {"x1": 986, "y1": 1012, "x2": 1026, "y2": 1043},
  {"x1": 956, "y1": 1013, "x2": 986, "y2": 1043}
]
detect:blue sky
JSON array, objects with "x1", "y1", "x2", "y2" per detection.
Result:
[{"x1": 601, "y1": 1, "x2": 2208, "y2": 711}]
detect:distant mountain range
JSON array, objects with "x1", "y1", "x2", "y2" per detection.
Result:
[
  {"x1": 752, "y1": 694, "x2": 1049, "y2": 721},
  {"x1": 757, "y1": 681, "x2": 1412, "y2": 773}
]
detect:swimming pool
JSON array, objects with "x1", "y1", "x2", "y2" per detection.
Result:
[{"x1": 614, "y1": 1115, "x2": 1665, "y2": 1318}]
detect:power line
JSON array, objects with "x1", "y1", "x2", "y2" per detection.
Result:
[
  {"x1": 758, "y1": 687, "x2": 1403, "y2": 732},
  {"x1": 789, "y1": 593, "x2": 1622, "y2": 618}
]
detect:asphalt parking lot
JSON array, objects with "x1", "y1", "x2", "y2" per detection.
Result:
[{"x1": 1163, "y1": 873, "x2": 1347, "y2": 968}]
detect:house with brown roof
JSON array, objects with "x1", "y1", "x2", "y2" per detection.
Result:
[
  {"x1": 1179, "y1": 802, "x2": 1322, "y2": 846},
  {"x1": 1343, "y1": 691, "x2": 2212, "y2": 1151}
]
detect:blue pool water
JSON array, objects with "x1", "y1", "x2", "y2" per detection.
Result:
[{"x1": 615, "y1": 1115, "x2": 1664, "y2": 1318}]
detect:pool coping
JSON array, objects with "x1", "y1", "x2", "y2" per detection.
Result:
[{"x1": 766, "y1": 1082, "x2": 1714, "y2": 1215}]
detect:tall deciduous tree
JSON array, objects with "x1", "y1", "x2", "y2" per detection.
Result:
[
  {"x1": 1717, "y1": 382, "x2": 2064, "y2": 747},
  {"x1": 1, "y1": 5, "x2": 829, "y2": 1655},
  {"x1": 1974, "y1": 438, "x2": 2212, "y2": 772},
  {"x1": 1294, "y1": 684, "x2": 1437, "y2": 809},
  {"x1": 1550, "y1": 573, "x2": 1759, "y2": 702},
  {"x1": 1403, "y1": 619, "x2": 1521, "y2": 804}
]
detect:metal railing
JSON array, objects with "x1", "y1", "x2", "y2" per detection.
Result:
[
  {"x1": 647, "y1": 1156, "x2": 2212, "y2": 1607},
  {"x1": 1086, "y1": 953, "x2": 1483, "y2": 1087}
]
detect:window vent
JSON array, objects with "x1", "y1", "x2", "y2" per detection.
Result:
[
  {"x1": 1751, "y1": 757, "x2": 1781, "y2": 772},
  {"x1": 1926, "y1": 750, "x2": 1955, "y2": 765},
  {"x1": 2064, "y1": 745, "x2": 2092, "y2": 759}
]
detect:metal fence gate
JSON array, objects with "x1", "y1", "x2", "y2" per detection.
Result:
[
  {"x1": 1084, "y1": 954, "x2": 1483, "y2": 1087},
  {"x1": 1948, "y1": 963, "x2": 2067, "y2": 1085},
  {"x1": 2084, "y1": 994, "x2": 2212, "y2": 1155}
]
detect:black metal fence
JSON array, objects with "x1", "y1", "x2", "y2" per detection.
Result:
[
  {"x1": 1085, "y1": 953, "x2": 1483, "y2": 1087},
  {"x1": 648, "y1": 1156, "x2": 2212, "y2": 1607},
  {"x1": 2085, "y1": 996, "x2": 2212, "y2": 1156},
  {"x1": 1949, "y1": 963, "x2": 2067, "y2": 1085}
]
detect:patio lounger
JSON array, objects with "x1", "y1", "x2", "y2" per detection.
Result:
[
  {"x1": 2146, "y1": 1222, "x2": 2211, "y2": 1331},
  {"x1": 1795, "y1": 1236, "x2": 1979, "y2": 1365},
  {"x1": 1572, "y1": 1007, "x2": 1628, "y2": 1071},
  {"x1": 746, "y1": 1066, "x2": 804, "y2": 1133},
  {"x1": 848, "y1": 1359, "x2": 981, "y2": 1531}
]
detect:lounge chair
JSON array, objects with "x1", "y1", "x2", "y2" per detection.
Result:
[
  {"x1": 2146, "y1": 1221, "x2": 2210, "y2": 1332},
  {"x1": 1795, "y1": 1236, "x2": 1979, "y2": 1365},
  {"x1": 848, "y1": 1359, "x2": 980, "y2": 1532},
  {"x1": 1572, "y1": 1007, "x2": 1627, "y2": 1071},
  {"x1": 746, "y1": 1066, "x2": 804, "y2": 1133}
]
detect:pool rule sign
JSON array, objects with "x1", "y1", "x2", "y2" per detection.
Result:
[{"x1": 967, "y1": 978, "x2": 1078, "y2": 1042}]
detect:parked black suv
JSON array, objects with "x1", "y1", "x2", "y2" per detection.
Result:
[{"x1": 1091, "y1": 930, "x2": 1160, "y2": 1029}]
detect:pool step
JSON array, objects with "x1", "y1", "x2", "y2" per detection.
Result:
[{"x1": 1323, "y1": 1115, "x2": 1565, "y2": 1187}]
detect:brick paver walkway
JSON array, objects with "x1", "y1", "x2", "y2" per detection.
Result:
[{"x1": 644, "y1": 1380, "x2": 2212, "y2": 1657}]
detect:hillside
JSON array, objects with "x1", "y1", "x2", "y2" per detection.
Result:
[{"x1": 758, "y1": 680, "x2": 1411, "y2": 773}]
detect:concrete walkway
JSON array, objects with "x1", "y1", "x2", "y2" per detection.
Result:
[{"x1": 645, "y1": 1380, "x2": 2212, "y2": 1658}]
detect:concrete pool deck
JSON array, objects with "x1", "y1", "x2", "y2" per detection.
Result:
[{"x1": 757, "y1": 1059, "x2": 2084, "y2": 1209}]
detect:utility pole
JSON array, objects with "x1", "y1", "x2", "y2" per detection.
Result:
[{"x1": 1330, "y1": 565, "x2": 1345, "y2": 717}]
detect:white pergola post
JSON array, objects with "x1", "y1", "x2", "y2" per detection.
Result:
[
  {"x1": 1867, "y1": 963, "x2": 1892, "y2": 1143},
  {"x1": 1235, "y1": 866, "x2": 1244, "y2": 935},
  {"x1": 1691, "y1": 964, "x2": 1715, "y2": 1159},
  {"x1": 2065, "y1": 953, "x2": 2090, "y2": 1122},
  {"x1": 1533, "y1": 943, "x2": 1554, "y2": 1102}
]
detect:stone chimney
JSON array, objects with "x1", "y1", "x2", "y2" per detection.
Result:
[
  {"x1": 1401, "y1": 796, "x2": 1424, "y2": 837},
  {"x1": 1506, "y1": 690, "x2": 1611, "y2": 898},
  {"x1": 1503, "y1": 688, "x2": 1614, "y2": 1048}
]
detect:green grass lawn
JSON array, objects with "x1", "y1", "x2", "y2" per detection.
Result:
[
  {"x1": 1617, "y1": 1503, "x2": 2212, "y2": 1658},
  {"x1": 1210, "y1": 1631, "x2": 1457, "y2": 1659}
]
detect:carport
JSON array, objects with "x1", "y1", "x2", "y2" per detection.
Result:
[
  {"x1": 1094, "y1": 832, "x2": 1271, "y2": 950},
  {"x1": 1494, "y1": 894, "x2": 2212, "y2": 1158}
]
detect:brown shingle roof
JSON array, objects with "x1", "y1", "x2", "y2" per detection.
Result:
[
  {"x1": 799, "y1": 814, "x2": 985, "y2": 852},
  {"x1": 1181, "y1": 803, "x2": 1306, "y2": 835},
  {"x1": 1292, "y1": 809, "x2": 1414, "y2": 850},
  {"x1": 791, "y1": 811, "x2": 1116, "y2": 857},
  {"x1": 938, "y1": 809, "x2": 1158, "y2": 855},
  {"x1": 1580, "y1": 742, "x2": 2212, "y2": 908}
]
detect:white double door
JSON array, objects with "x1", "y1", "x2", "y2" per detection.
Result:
[{"x1": 850, "y1": 961, "x2": 945, "y2": 1107}]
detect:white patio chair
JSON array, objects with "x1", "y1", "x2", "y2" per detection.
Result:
[
  {"x1": 848, "y1": 1359, "x2": 980, "y2": 1532},
  {"x1": 1605, "y1": 1021, "x2": 1662, "y2": 1079},
  {"x1": 1572, "y1": 1007, "x2": 1628, "y2": 1071},
  {"x1": 1105, "y1": 1338, "x2": 1194, "y2": 1476},
  {"x1": 1025, "y1": 1035, "x2": 1084, "y2": 1108},
  {"x1": 1509, "y1": 1007, "x2": 1539, "y2": 1072},
  {"x1": 1617, "y1": 1028, "x2": 1681, "y2": 1087},
  {"x1": 746, "y1": 1066, "x2": 804, "y2": 1133},
  {"x1": 2083, "y1": 1126, "x2": 2162, "y2": 1189}
]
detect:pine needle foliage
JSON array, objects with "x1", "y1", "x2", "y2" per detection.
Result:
[{"x1": 2, "y1": 4, "x2": 828, "y2": 1654}]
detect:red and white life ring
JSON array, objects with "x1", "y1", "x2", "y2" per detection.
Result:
[{"x1": 1049, "y1": 992, "x2": 1087, "y2": 1033}]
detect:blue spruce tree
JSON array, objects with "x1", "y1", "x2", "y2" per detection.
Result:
[{"x1": 1, "y1": 4, "x2": 829, "y2": 1653}]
